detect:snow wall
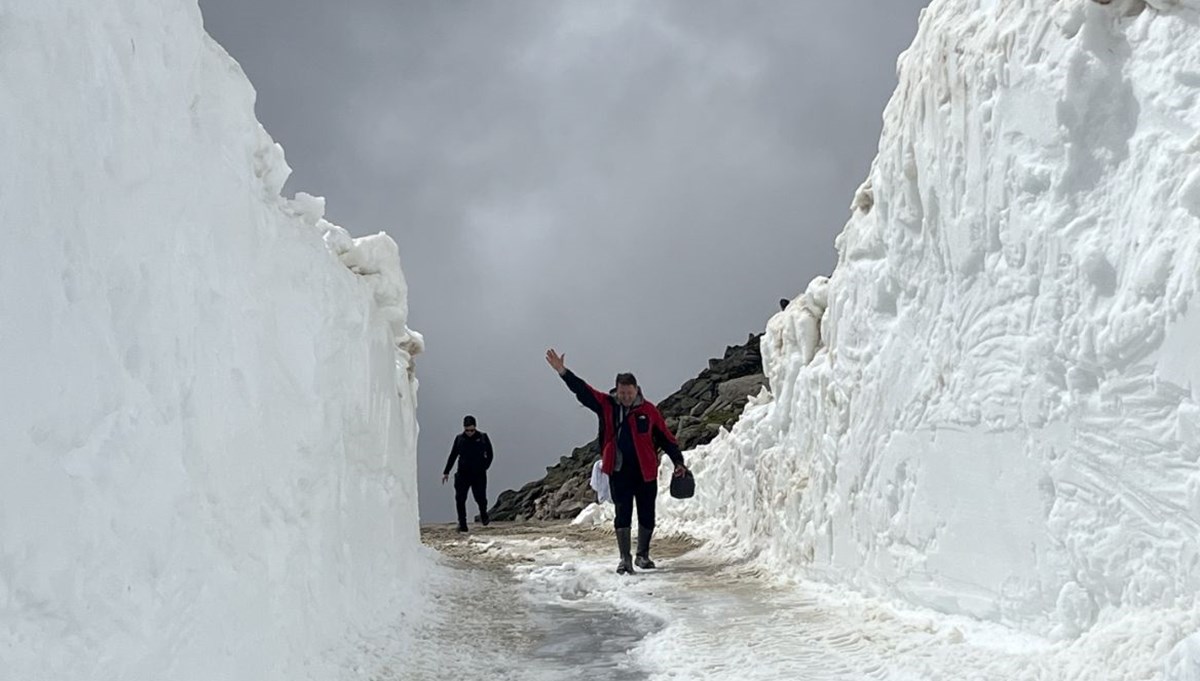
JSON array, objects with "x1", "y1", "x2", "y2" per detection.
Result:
[
  {"x1": 0, "y1": 1, "x2": 425, "y2": 679},
  {"x1": 661, "y1": 0, "x2": 1200, "y2": 677}
]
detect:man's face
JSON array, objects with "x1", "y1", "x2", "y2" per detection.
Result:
[
  {"x1": 464, "y1": 425, "x2": 477, "y2": 436},
  {"x1": 615, "y1": 383, "x2": 638, "y2": 407}
]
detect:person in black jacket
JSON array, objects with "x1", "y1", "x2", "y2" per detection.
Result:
[
  {"x1": 442, "y1": 415, "x2": 494, "y2": 532},
  {"x1": 546, "y1": 348, "x2": 687, "y2": 574}
]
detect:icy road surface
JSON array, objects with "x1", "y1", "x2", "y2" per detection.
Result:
[{"x1": 344, "y1": 522, "x2": 1077, "y2": 681}]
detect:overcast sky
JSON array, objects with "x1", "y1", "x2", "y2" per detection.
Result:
[{"x1": 198, "y1": 1, "x2": 929, "y2": 523}]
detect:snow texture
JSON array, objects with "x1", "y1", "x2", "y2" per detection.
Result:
[
  {"x1": 660, "y1": 0, "x2": 1200, "y2": 677},
  {"x1": 0, "y1": 2, "x2": 424, "y2": 679}
]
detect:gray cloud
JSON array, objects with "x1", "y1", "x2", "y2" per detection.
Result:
[{"x1": 199, "y1": 0, "x2": 929, "y2": 522}]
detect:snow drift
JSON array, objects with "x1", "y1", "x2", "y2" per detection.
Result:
[
  {"x1": 661, "y1": 0, "x2": 1200, "y2": 677},
  {"x1": 0, "y1": 1, "x2": 424, "y2": 679}
]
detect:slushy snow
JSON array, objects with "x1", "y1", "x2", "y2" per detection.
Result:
[
  {"x1": 655, "y1": 0, "x2": 1200, "y2": 678},
  {"x1": 0, "y1": 1, "x2": 425, "y2": 679}
]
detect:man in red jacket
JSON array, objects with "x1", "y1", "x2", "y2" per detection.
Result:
[{"x1": 546, "y1": 348, "x2": 687, "y2": 575}]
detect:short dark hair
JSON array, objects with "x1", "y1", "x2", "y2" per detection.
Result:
[
  {"x1": 614, "y1": 372, "x2": 638, "y2": 387},
  {"x1": 463, "y1": 415, "x2": 477, "y2": 427}
]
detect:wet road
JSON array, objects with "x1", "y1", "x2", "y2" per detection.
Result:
[{"x1": 357, "y1": 522, "x2": 1050, "y2": 681}]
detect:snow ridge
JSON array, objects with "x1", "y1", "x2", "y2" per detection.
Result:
[
  {"x1": 661, "y1": 0, "x2": 1200, "y2": 677},
  {"x1": 0, "y1": 2, "x2": 424, "y2": 679}
]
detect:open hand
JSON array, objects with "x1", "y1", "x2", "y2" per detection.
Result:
[
  {"x1": 441, "y1": 474, "x2": 449, "y2": 485},
  {"x1": 545, "y1": 348, "x2": 567, "y2": 375}
]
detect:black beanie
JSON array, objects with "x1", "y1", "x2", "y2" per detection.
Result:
[{"x1": 463, "y1": 415, "x2": 477, "y2": 427}]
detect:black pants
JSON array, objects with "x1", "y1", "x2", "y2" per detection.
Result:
[
  {"x1": 454, "y1": 471, "x2": 488, "y2": 526},
  {"x1": 610, "y1": 468, "x2": 657, "y2": 530}
]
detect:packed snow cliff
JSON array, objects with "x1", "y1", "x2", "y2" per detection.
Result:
[
  {"x1": 660, "y1": 0, "x2": 1200, "y2": 677},
  {"x1": 0, "y1": 1, "x2": 424, "y2": 679}
]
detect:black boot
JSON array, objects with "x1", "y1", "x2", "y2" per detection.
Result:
[
  {"x1": 635, "y1": 526, "x2": 656, "y2": 569},
  {"x1": 615, "y1": 528, "x2": 635, "y2": 575},
  {"x1": 456, "y1": 523, "x2": 468, "y2": 533},
  {"x1": 480, "y1": 509, "x2": 490, "y2": 527}
]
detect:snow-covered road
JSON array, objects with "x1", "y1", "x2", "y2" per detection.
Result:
[{"x1": 369, "y1": 523, "x2": 1062, "y2": 681}]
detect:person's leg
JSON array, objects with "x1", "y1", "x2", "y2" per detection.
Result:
[
  {"x1": 472, "y1": 472, "x2": 490, "y2": 525},
  {"x1": 453, "y1": 474, "x2": 470, "y2": 531},
  {"x1": 609, "y1": 470, "x2": 636, "y2": 574},
  {"x1": 610, "y1": 473, "x2": 635, "y2": 530},
  {"x1": 634, "y1": 478, "x2": 658, "y2": 568}
]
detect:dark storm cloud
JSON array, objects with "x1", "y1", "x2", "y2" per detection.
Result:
[{"x1": 199, "y1": 0, "x2": 929, "y2": 522}]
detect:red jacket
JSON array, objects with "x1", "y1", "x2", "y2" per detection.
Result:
[{"x1": 560, "y1": 370, "x2": 684, "y2": 482}]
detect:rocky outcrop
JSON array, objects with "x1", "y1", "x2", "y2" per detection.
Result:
[{"x1": 489, "y1": 334, "x2": 765, "y2": 522}]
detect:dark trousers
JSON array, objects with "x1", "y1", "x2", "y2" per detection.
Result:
[
  {"x1": 454, "y1": 471, "x2": 488, "y2": 526},
  {"x1": 610, "y1": 467, "x2": 657, "y2": 530}
]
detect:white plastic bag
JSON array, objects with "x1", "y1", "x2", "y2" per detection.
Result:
[{"x1": 589, "y1": 460, "x2": 611, "y2": 503}]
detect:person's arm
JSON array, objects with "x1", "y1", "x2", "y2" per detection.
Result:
[
  {"x1": 651, "y1": 408, "x2": 687, "y2": 472},
  {"x1": 561, "y1": 370, "x2": 607, "y2": 413},
  {"x1": 546, "y1": 348, "x2": 606, "y2": 413},
  {"x1": 442, "y1": 436, "x2": 461, "y2": 483},
  {"x1": 483, "y1": 433, "x2": 494, "y2": 470}
]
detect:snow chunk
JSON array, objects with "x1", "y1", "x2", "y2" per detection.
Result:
[
  {"x1": 1181, "y1": 168, "x2": 1200, "y2": 218},
  {"x1": 766, "y1": 275, "x2": 830, "y2": 376},
  {"x1": 851, "y1": 177, "x2": 875, "y2": 214},
  {"x1": 288, "y1": 191, "x2": 327, "y2": 226},
  {"x1": 321, "y1": 221, "x2": 355, "y2": 256},
  {"x1": 1166, "y1": 633, "x2": 1200, "y2": 681},
  {"x1": 335, "y1": 231, "x2": 423, "y2": 356}
]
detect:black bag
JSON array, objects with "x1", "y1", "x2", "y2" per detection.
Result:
[{"x1": 669, "y1": 469, "x2": 695, "y2": 499}]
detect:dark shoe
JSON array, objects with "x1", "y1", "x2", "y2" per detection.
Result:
[
  {"x1": 481, "y1": 511, "x2": 490, "y2": 527},
  {"x1": 456, "y1": 524, "x2": 468, "y2": 533},
  {"x1": 635, "y1": 526, "x2": 655, "y2": 569},
  {"x1": 616, "y1": 528, "x2": 635, "y2": 575}
]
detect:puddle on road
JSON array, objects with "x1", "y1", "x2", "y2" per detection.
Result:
[{"x1": 527, "y1": 600, "x2": 660, "y2": 680}]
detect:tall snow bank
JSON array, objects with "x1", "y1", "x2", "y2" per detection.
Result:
[
  {"x1": 662, "y1": 0, "x2": 1200, "y2": 676},
  {"x1": 0, "y1": 1, "x2": 424, "y2": 679}
]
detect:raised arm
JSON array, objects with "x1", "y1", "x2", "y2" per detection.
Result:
[{"x1": 546, "y1": 348, "x2": 606, "y2": 414}]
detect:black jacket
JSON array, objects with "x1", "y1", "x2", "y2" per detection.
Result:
[{"x1": 443, "y1": 431, "x2": 494, "y2": 476}]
